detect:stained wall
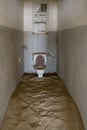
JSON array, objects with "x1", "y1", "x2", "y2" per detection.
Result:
[
  {"x1": 57, "y1": 0, "x2": 87, "y2": 129},
  {"x1": 0, "y1": 0, "x2": 24, "y2": 126}
]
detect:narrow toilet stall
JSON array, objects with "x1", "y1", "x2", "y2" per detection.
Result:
[{"x1": 0, "y1": 0, "x2": 87, "y2": 130}]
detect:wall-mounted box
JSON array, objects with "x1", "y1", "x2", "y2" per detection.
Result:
[{"x1": 32, "y1": 0, "x2": 49, "y2": 34}]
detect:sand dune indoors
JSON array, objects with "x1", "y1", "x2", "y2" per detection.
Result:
[{"x1": 0, "y1": 74, "x2": 84, "y2": 130}]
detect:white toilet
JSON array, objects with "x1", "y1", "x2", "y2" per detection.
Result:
[{"x1": 32, "y1": 52, "x2": 48, "y2": 78}]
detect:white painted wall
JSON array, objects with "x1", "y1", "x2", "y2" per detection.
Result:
[
  {"x1": 24, "y1": 0, "x2": 57, "y2": 32},
  {"x1": 57, "y1": 0, "x2": 87, "y2": 129},
  {"x1": 24, "y1": 0, "x2": 57, "y2": 73},
  {"x1": 24, "y1": 32, "x2": 57, "y2": 73}
]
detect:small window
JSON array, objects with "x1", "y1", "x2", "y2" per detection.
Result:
[{"x1": 41, "y1": 4, "x2": 47, "y2": 12}]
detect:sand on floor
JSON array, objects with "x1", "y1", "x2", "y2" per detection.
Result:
[{"x1": 0, "y1": 74, "x2": 85, "y2": 130}]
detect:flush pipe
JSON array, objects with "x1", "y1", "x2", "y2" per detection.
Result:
[{"x1": 47, "y1": 52, "x2": 55, "y2": 59}]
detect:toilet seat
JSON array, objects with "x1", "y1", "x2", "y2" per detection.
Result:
[
  {"x1": 34, "y1": 65, "x2": 46, "y2": 70},
  {"x1": 36, "y1": 55, "x2": 45, "y2": 66}
]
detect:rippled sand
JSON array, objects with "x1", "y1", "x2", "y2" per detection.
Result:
[{"x1": 0, "y1": 74, "x2": 84, "y2": 130}]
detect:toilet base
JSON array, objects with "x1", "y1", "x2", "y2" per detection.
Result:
[
  {"x1": 35, "y1": 69, "x2": 45, "y2": 78},
  {"x1": 38, "y1": 74, "x2": 43, "y2": 78}
]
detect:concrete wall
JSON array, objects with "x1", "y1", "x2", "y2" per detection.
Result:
[
  {"x1": 57, "y1": 0, "x2": 87, "y2": 129},
  {"x1": 24, "y1": 0, "x2": 57, "y2": 73},
  {"x1": 0, "y1": 0, "x2": 24, "y2": 30},
  {"x1": 0, "y1": 0, "x2": 24, "y2": 126}
]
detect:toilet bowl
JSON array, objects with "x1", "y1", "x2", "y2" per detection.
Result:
[{"x1": 33, "y1": 53, "x2": 48, "y2": 78}]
